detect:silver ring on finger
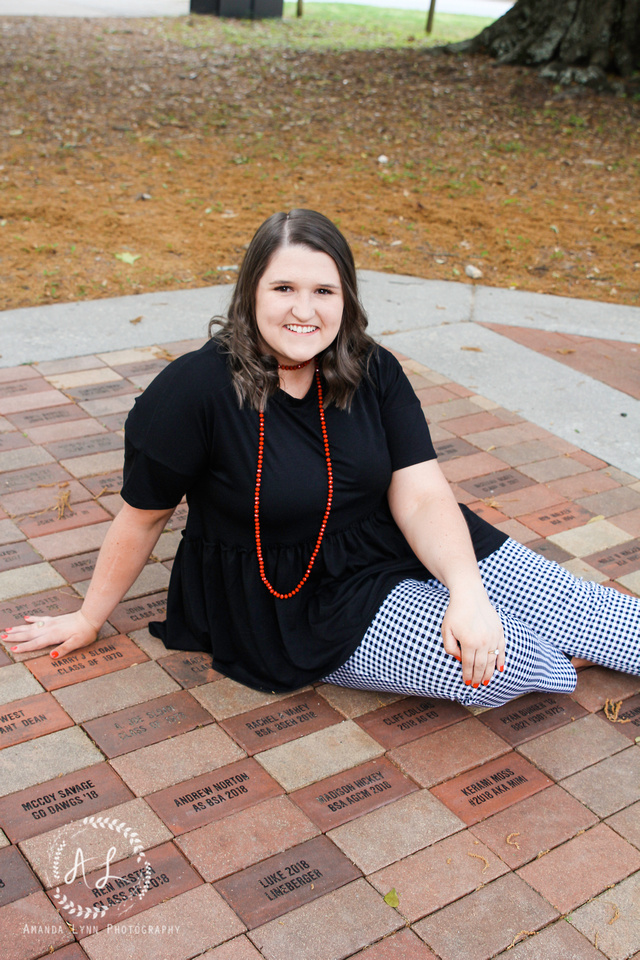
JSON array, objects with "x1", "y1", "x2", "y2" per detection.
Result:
[
  {"x1": 493, "y1": 648, "x2": 499, "y2": 656},
  {"x1": 36, "y1": 621, "x2": 45, "y2": 628}
]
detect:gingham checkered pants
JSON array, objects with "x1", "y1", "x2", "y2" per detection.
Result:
[{"x1": 323, "y1": 538, "x2": 640, "y2": 707}]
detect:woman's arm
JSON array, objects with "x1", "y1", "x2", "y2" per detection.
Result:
[
  {"x1": 387, "y1": 459, "x2": 504, "y2": 688},
  {"x1": 3, "y1": 502, "x2": 175, "y2": 658}
]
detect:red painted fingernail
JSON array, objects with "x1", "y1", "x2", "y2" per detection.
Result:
[
  {"x1": 50, "y1": 651, "x2": 59, "y2": 659},
  {"x1": 499, "y1": 665, "x2": 504, "y2": 672},
  {"x1": 472, "y1": 683, "x2": 480, "y2": 688},
  {"x1": 464, "y1": 680, "x2": 471, "y2": 686},
  {"x1": 11, "y1": 646, "x2": 18, "y2": 652},
  {"x1": 454, "y1": 656, "x2": 462, "y2": 662},
  {"x1": 482, "y1": 679, "x2": 490, "y2": 686}
]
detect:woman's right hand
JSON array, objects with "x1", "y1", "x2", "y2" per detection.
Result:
[{"x1": 2, "y1": 610, "x2": 100, "y2": 660}]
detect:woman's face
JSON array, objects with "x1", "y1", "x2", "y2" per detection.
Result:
[{"x1": 254, "y1": 244, "x2": 344, "y2": 367}]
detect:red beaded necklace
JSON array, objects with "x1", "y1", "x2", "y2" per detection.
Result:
[
  {"x1": 254, "y1": 361, "x2": 333, "y2": 599},
  {"x1": 277, "y1": 358, "x2": 313, "y2": 370}
]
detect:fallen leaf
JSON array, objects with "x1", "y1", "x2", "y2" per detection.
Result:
[
  {"x1": 383, "y1": 888, "x2": 399, "y2": 908},
  {"x1": 461, "y1": 346, "x2": 483, "y2": 352},
  {"x1": 115, "y1": 252, "x2": 141, "y2": 265},
  {"x1": 129, "y1": 316, "x2": 143, "y2": 325},
  {"x1": 555, "y1": 348, "x2": 575, "y2": 355},
  {"x1": 587, "y1": 515, "x2": 605, "y2": 524}
]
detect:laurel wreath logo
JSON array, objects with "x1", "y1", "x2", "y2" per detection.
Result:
[{"x1": 51, "y1": 815, "x2": 152, "y2": 921}]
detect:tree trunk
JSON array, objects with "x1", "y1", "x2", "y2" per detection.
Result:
[{"x1": 448, "y1": 0, "x2": 640, "y2": 83}]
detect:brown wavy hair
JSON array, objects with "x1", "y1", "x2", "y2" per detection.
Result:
[{"x1": 211, "y1": 209, "x2": 375, "y2": 411}]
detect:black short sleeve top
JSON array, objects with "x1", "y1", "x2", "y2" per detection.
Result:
[{"x1": 121, "y1": 339, "x2": 506, "y2": 692}]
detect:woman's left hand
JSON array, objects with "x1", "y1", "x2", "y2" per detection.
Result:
[{"x1": 441, "y1": 586, "x2": 505, "y2": 688}]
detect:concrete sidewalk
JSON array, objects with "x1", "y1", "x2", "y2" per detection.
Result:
[{"x1": 1, "y1": 277, "x2": 640, "y2": 960}]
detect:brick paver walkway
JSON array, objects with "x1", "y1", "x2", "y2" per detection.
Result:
[{"x1": 1, "y1": 340, "x2": 639, "y2": 960}]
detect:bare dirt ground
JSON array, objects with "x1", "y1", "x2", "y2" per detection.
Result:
[{"x1": 1, "y1": 15, "x2": 639, "y2": 312}]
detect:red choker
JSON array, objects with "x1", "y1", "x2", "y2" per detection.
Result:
[
  {"x1": 278, "y1": 358, "x2": 313, "y2": 370},
  {"x1": 254, "y1": 362, "x2": 333, "y2": 599}
]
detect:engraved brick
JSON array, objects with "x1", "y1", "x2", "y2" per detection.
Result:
[
  {"x1": 159, "y1": 650, "x2": 222, "y2": 689},
  {"x1": 21, "y1": 797, "x2": 173, "y2": 888},
  {"x1": 478, "y1": 693, "x2": 588, "y2": 746},
  {"x1": 49, "y1": 840, "x2": 201, "y2": 935},
  {"x1": 0, "y1": 727, "x2": 103, "y2": 798},
  {"x1": 355, "y1": 697, "x2": 467, "y2": 749},
  {"x1": 0, "y1": 846, "x2": 41, "y2": 907},
  {"x1": 0, "y1": 692, "x2": 73, "y2": 749},
  {"x1": 108, "y1": 592, "x2": 167, "y2": 633},
  {"x1": 0, "y1": 462, "x2": 72, "y2": 495},
  {"x1": 215, "y1": 835, "x2": 360, "y2": 929},
  {"x1": 83, "y1": 690, "x2": 212, "y2": 757},
  {"x1": 583, "y1": 537, "x2": 640, "y2": 578},
  {"x1": 0, "y1": 379, "x2": 54, "y2": 399},
  {"x1": 0, "y1": 542, "x2": 42, "y2": 573},
  {"x1": 50, "y1": 550, "x2": 100, "y2": 584},
  {"x1": 518, "y1": 713, "x2": 630, "y2": 779},
  {"x1": 0, "y1": 891, "x2": 75, "y2": 957},
  {"x1": 315, "y1": 684, "x2": 403, "y2": 719},
  {"x1": 80, "y1": 884, "x2": 244, "y2": 960},
  {"x1": 220, "y1": 693, "x2": 343, "y2": 756},
  {"x1": 0, "y1": 479, "x2": 90, "y2": 518},
  {"x1": 46, "y1": 433, "x2": 124, "y2": 462},
  {"x1": 111, "y1": 724, "x2": 245, "y2": 796},
  {"x1": 81, "y1": 471, "x2": 123, "y2": 497},
  {"x1": 0, "y1": 390, "x2": 70, "y2": 417},
  {"x1": 147, "y1": 757, "x2": 282, "y2": 835},
  {"x1": 459, "y1": 469, "x2": 536, "y2": 500},
  {"x1": 600, "y1": 691, "x2": 640, "y2": 740},
  {"x1": 433, "y1": 438, "x2": 477, "y2": 462},
  {"x1": 27, "y1": 635, "x2": 148, "y2": 691},
  {"x1": 17, "y1": 500, "x2": 112, "y2": 539},
  {"x1": 290, "y1": 757, "x2": 418, "y2": 831},
  {"x1": 47, "y1": 368, "x2": 121, "y2": 391},
  {"x1": 60, "y1": 449, "x2": 124, "y2": 479},
  {"x1": 64, "y1": 381, "x2": 137, "y2": 403},
  {"x1": 518, "y1": 503, "x2": 595, "y2": 538},
  {"x1": 6, "y1": 404, "x2": 89, "y2": 430},
  {"x1": 0, "y1": 763, "x2": 134, "y2": 842},
  {"x1": 430, "y1": 753, "x2": 552, "y2": 825},
  {"x1": 25, "y1": 417, "x2": 106, "y2": 446}
]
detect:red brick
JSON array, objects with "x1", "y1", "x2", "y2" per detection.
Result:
[
  {"x1": 0, "y1": 891, "x2": 75, "y2": 958},
  {"x1": 50, "y1": 840, "x2": 202, "y2": 935},
  {"x1": 17, "y1": 500, "x2": 112, "y2": 539},
  {"x1": 347, "y1": 928, "x2": 437, "y2": 960},
  {"x1": 50, "y1": 550, "x2": 100, "y2": 584},
  {"x1": 0, "y1": 763, "x2": 134, "y2": 842},
  {"x1": 469, "y1": 784, "x2": 597, "y2": 868},
  {"x1": 413, "y1": 873, "x2": 558, "y2": 960},
  {"x1": 82, "y1": 690, "x2": 213, "y2": 757},
  {"x1": 517, "y1": 823, "x2": 640, "y2": 913},
  {"x1": 478, "y1": 693, "x2": 588, "y2": 747},
  {"x1": 547, "y1": 469, "x2": 619, "y2": 500},
  {"x1": 0, "y1": 692, "x2": 73, "y2": 749},
  {"x1": 27, "y1": 635, "x2": 148, "y2": 690},
  {"x1": 609, "y1": 507, "x2": 640, "y2": 538},
  {"x1": 459, "y1": 468, "x2": 536, "y2": 501},
  {"x1": 290, "y1": 757, "x2": 418, "y2": 831},
  {"x1": 370, "y1": 829, "x2": 508, "y2": 922},
  {"x1": 159, "y1": 650, "x2": 222, "y2": 688},
  {"x1": 430, "y1": 753, "x2": 552, "y2": 826},
  {"x1": 214, "y1": 835, "x2": 360, "y2": 929},
  {"x1": 442, "y1": 412, "x2": 507, "y2": 437},
  {"x1": 147, "y1": 757, "x2": 283, "y2": 835},
  {"x1": 176, "y1": 796, "x2": 319, "y2": 882},
  {"x1": 108, "y1": 592, "x2": 167, "y2": 634},
  {"x1": 0, "y1": 846, "x2": 41, "y2": 907},
  {"x1": 517, "y1": 502, "x2": 594, "y2": 537},
  {"x1": 355, "y1": 697, "x2": 467, "y2": 750},
  {"x1": 220, "y1": 692, "x2": 342, "y2": 756},
  {"x1": 0, "y1": 542, "x2": 43, "y2": 573},
  {"x1": 571, "y1": 666, "x2": 640, "y2": 713},
  {"x1": 495, "y1": 483, "x2": 565, "y2": 519},
  {"x1": 388, "y1": 717, "x2": 510, "y2": 788},
  {"x1": 441, "y1": 453, "x2": 509, "y2": 484},
  {"x1": 0, "y1": 463, "x2": 72, "y2": 495}
]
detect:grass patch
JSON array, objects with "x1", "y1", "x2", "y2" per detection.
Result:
[{"x1": 166, "y1": 3, "x2": 493, "y2": 51}]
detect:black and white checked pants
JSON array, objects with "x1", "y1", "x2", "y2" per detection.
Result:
[{"x1": 323, "y1": 538, "x2": 640, "y2": 708}]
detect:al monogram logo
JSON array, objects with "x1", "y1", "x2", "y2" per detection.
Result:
[{"x1": 50, "y1": 814, "x2": 151, "y2": 921}]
